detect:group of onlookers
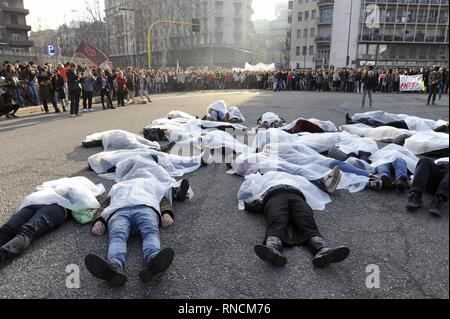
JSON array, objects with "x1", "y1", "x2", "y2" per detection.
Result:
[{"x1": 1, "y1": 60, "x2": 448, "y2": 119}]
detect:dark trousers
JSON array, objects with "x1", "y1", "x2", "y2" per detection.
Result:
[
  {"x1": 70, "y1": 91, "x2": 81, "y2": 115},
  {"x1": 412, "y1": 158, "x2": 449, "y2": 201},
  {"x1": 42, "y1": 96, "x2": 58, "y2": 113},
  {"x1": 100, "y1": 89, "x2": 113, "y2": 109},
  {"x1": 117, "y1": 90, "x2": 126, "y2": 106},
  {"x1": 82, "y1": 91, "x2": 93, "y2": 109},
  {"x1": 0, "y1": 204, "x2": 66, "y2": 247},
  {"x1": 264, "y1": 192, "x2": 321, "y2": 246},
  {"x1": 428, "y1": 84, "x2": 438, "y2": 104}
]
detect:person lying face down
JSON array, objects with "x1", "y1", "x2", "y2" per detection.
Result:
[
  {"x1": 237, "y1": 171, "x2": 350, "y2": 268},
  {"x1": 369, "y1": 144, "x2": 419, "y2": 191},
  {"x1": 82, "y1": 130, "x2": 161, "y2": 151},
  {"x1": 407, "y1": 157, "x2": 449, "y2": 218},
  {"x1": 0, "y1": 177, "x2": 105, "y2": 263},
  {"x1": 257, "y1": 112, "x2": 286, "y2": 129},
  {"x1": 84, "y1": 157, "x2": 192, "y2": 287},
  {"x1": 345, "y1": 111, "x2": 449, "y2": 133}
]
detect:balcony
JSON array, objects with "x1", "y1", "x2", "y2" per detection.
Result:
[
  {"x1": 315, "y1": 36, "x2": 331, "y2": 43},
  {"x1": 8, "y1": 39, "x2": 33, "y2": 47},
  {"x1": 1, "y1": 7, "x2": 29, "y2": 15},
  {"x1": 5, "y1": 24, "x2": 31, "y2": 31},
  {"x1": 318, "y1": 18, "x2": 333, "y2": 25},
  {"x1": 318, "y1": 0, "x2": 334, "y2": 7}
]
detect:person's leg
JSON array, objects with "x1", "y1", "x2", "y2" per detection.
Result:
[
  {"x1": 107, "y1": 209, "x2": 132, "y2": 270},
  {"x1": 432, "y1": 85, "x2": 437, "y2": 104},
  {"x1": 82, "y1": 91, "x2": 88, "y2": 109},
  {"x1": 288, "y1": 194, "x2": 350, "y2": 267},
  {"x1": 329, "y1": 160, "x2": 369, "y2": 177},
  {"x1": 392, "y1": 158, "x2": 408, "y2": 183},
  {"x1": 376, "y1": 163, "x2": 395, "y2": 189},
  {"x1": 70, "y1": 94, "x2": 75, "y2": 115},
  {"x1": 368, "y1": 89, "x2": 373, "y2": 107},
  {"x1": 0, "y1": 206, "x2": 37, "y2": 246},
  {"x1": 362, "y1": 89, "x2": 367, "y2": 107},
  {"x1": 42, "y1": 99, "x2": 49, "y2": 113},
  {"x1": 411, "y1": 158, "x2": 440, "y2": 195},
  {"x1": 0, "y1": 204, "x2": 65, "y2": 261},
  {"x1": 254, "y1": 193, "x2": 290, "y2": 267},
  {"x1": 88, "y1": 92, "x2": 93, "y2": 109},
  {"x1": 51, "y1": 95, "x2": 60, "y2": 112},
  {"x1": 101, "y1": 92, "x2": 106, "y2": 109},
  {"x1": 75, "y1": 94, "x2": 80, "y2": 115}
]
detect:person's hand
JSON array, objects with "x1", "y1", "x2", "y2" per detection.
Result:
[
  {"x1": 161, "y1": 214, "x2": 174, "y2": 228},
  {"x1": 92, "y1": 221, "x2": 106, "y2": 236}
]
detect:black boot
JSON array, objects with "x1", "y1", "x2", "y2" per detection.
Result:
[
  {"x1": 254, "y1": 236, "x2": 287, "y2": 267},
  {"x1": 396, "y1": 176, "x2": 410, "y2": 191},
  {"x1": 173, "y1": 179, "x2": 189, "y2": 202},
  {"x1": 381, "y1": 175, "x2": 395, "y2": 190},
  {"x1": 84, "y1": 254, "x2": 127, "y2": 287},
  {"x1": 406, "y1": 191, "x2": 423, "y2": 211},
  {"x1": 430, "y1": 196, "x2": 447, "y2": 217},
  {"x1": 0, "y1": 231, "x2": 33, "y2": 262},
  {"x1": 307, "y1": 236, "x2": 350, "y2": 268},
  {"x1": 139, "y1": 248, "x2": 175, "y2": 282}
]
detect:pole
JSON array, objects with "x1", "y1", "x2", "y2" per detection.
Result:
[
  {"x1": 133, "y1": 0, "x2": 138, "y2": 67},
  {"x1": 346, "y1": 0, "x2": 354, "y2": 68},
  {"x1": 304, "y1": 18, "x2": 308, "y2": 69},
  {"x1": 147, "y1": 20, "x2": 200, "y2": 69}
]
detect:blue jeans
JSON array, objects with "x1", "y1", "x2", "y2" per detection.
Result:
[
  {"x1": 376, "y1": 159, "x2": 408, "y2": 182},
  {"x1": 107, "y1": 206, "x2": 161, "y2": 269},
  {"x1": 12, "y1": 88, "x2": 23, "y2": 107},
  {"x1": 330, "y1": 160, "x2": 369, "y2": 177},
  {"x1": 27, "y1": 82, "x2": 40, "y2": 105}
]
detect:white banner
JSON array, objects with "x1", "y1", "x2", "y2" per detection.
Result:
[
  {"x1": 244, "y1": 62, "x2": 276, "y2": 72},
  {"x1": 400, "y1": 74, "x2": 423, "y2": 92}
]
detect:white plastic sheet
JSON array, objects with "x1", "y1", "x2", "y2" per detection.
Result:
[
  {"x1": 404, "y1": 132, "x2": 449, "y2": 155},
  {"x1": 237, "y1": 172, "x2": 332, "y2": 211},
  {"x1": 84, "y1": 130, "x2": 161, "y2": 151},
  {"x1": 340, "y1": 123, "x2": 413, "y2": 142},
  {"x1": 19, "y1": 177, "x2": 105, "y2": 212},
  {"x1": 369, "y1": 144, "x2": 419, "y2": 173},
  {"x1": 281, "y1": 118, "x2": 339, "y2": 133}
]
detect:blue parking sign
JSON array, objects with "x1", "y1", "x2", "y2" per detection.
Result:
[{"x1": 47, "y1": 43, "x2": 57, "y2": 57}]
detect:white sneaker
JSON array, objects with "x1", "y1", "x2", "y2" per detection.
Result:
[{"x1": 323, "y1": 166, "x2": 342, "y2": 194}]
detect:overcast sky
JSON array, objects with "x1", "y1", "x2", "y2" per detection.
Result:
[{"x1": 24, "y1": 0, "x2": 281, "y2": 31}]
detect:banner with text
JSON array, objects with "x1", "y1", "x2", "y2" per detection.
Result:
[{"x1": 400, "y1": 74, "x2": 423, "y2": 92}]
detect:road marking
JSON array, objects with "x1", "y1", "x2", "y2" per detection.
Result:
[
  {"x1": 0, "y1": 120, "x2": 41, "y2": 130},
  {"x1": 151, "y1": 91, "x2": 261, "y2": 101}
]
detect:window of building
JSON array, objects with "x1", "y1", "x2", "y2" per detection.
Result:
[
  {"x1": 304, "y1": 11, "x2": 309, "y2": 21},
  {"x1": 12, "y1": 33, "x2": 20, "y2": 41},
  {"x1": 10, "y1": 14, "x2": 18, "y2": 25},
  {"x1": 298, "y1": 12, "x2": 302, "y2": 22},
  {"x1": 302, "y1": 46, "x2": 307, "y2": 56},
  {"x1": 297, "y1": 29, "x2": 301, "y2": 39},
  {"x1": 310, "y1": 28, "x2": 315, "y2": 37},
  {"x1": 296, "y1": 46, "x2": 301, "y2": 56},
  {"x1": 303, "y1": 28, "x2": 308, "y2": 38},
  {"x1": 309, "y1": 45, "x2": 314, "y2": 55},
  {"x1": 312, "y1": 10, "x2": 316, "y2": 20}
]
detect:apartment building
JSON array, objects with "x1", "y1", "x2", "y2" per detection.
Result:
[
  {"x1": 105, "y1": 0, "x2": 256, "y2": 68},
  {"x1": 289, "y1": 0, "x2": 449, "y2": 69},
  {"x1": 0, "y1": 0, "x2": 33, "y2": 55}
]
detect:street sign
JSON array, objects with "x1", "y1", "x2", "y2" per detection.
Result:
[{"x1": 47, "y1": 43, "x2": 57, "y2": 57}]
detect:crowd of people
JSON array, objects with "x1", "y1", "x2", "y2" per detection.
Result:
[
  {"x1": 0, "y1": 99, "x2": 448, "y2": 287},
  {"x1": 1, "y1": 60, "x2": 449, "y2": 119}
]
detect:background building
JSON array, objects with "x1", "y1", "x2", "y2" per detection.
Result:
[
  {"x1": 289, "y1": 0, "x2": 449, "y2": 69},
  {"x1": 105, "y1": 0, "x2": 257, "y2": 68},
  {"x1": 288, "y1": 0, "x2": 319, "y2": 69},
  {"x1": 253, "y1": 0, "x2": 290, "y2": 67},
  {"x1": 0, "y1": 0, "x2": 33, "y2": 55}
]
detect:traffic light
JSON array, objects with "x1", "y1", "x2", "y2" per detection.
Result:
[{"x1": 192, "y1": 19, "x2": 200, "y2": 32}]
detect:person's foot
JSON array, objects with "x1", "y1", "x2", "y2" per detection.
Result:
[
  {"x1": 70, "y1": 114, "x2": 76, "y2": 118},
  {"x1": 76, "y1": 114, "x2": 82, "y2": 117},
  {"x1": 254, "y1": 236, "x2": 287, "y2": 267},
  {"x1": 160, "y1": 142, "x2": 176, "y2": 153},
  {"x1": 381, "y1": 175, "x2": 395, "y2": 190},
  {"x1": 138, "y1": 248, "x2": 175, "y2": 283},
  {"x1": 432, "y1": 102, "x2": 436, "y2": 105},
  {"x1": 328, "y1": 146, "x2": 348, "y2": 162},
  {"x1": 84, "y1": 254, "x2": 127, "y2": 287},
  {"x1": 322, "y1": 166, "x2": 342, "y2": 194},
  {"x1": 396, "y1": 176, "x2": 409, "y2": 191},
  {"x1": 434, "y1": 124, "x2": 448, "y2": 133},
  {"x1": 312, "y1": 246, "x2": 350, "y2": 268},
  {"x1": 174, "y1": 179, "x2": 189, "y2": 201},
  {"x1": 201, "y1": 149, "x2": 212, "y2": 166},
  {"x1": 406, "y1": 191, "x2": 423, "y2": 211},
  {"x1": 430, "y1": 196, "x2": 446, "y2": 217},
  {"x1": 426, "y1": 102, "x2": 430, "y2": 105},
  {"x1": 367, "y1": 175, "x2": 383, "y2": 190},
  {"x1": 345, "y1": 113, "x2": 352, "y2": 124},
  {"x1": 55, "y1": 109, "x2": 61, "y2": 113},
  {"x1": 82, "y1": 109, "x2": 88, "y2": 112}
]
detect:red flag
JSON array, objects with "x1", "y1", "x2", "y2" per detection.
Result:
[{"x1": 74, "y1": 40, "x2": 108, "y2": 67}]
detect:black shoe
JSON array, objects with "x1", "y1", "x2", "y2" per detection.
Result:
[
  {"x1": 84, "y1": 254, "x2": 127, "y2": 287},
  {"x1": 312, "y1": 247, "x2": 350, "y2": 268},
  {"x1": 160, "y1": 142, "x2": 176, "y2": 153},
  {"x1": 345, "y1": 113, "x2": 352, "y2": 124},
  {"x1": 174, "y1": 179, "x2": 189, "y2": 201},
  {"x1": 254, "y1": 236, "x2": 287, "y2": 267},
  {"x1": 396, "y1": 176, "x2": 409, "y2": 191},
  {"x1": 381, "y1": 175, "x2": 395, "y2": 190},
  {"x1": 430, "y1": 196, "x2": 446, "y2": 217},
  {"x1": 138, "y1": 248, "x2": 175, "y2": 283},
  {"x1": 406, "y1": 191, "x2": 423, "y2": 211}
]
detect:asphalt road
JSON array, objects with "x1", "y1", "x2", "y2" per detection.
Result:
[{"x1": 0, "y1": 90, "x2": 448, "y2": 299}]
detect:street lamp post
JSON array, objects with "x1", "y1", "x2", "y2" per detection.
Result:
[{"x1": 346, "y1": 0, "x2": 354, "y2": 68}]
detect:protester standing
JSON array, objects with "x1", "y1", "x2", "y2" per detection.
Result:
[
  {"x1": 67, "y1": 63, "x2": 82, "y2": 117},
  {"x1": 81, "y1": 70, "x2": 96, "y2": 112}
]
